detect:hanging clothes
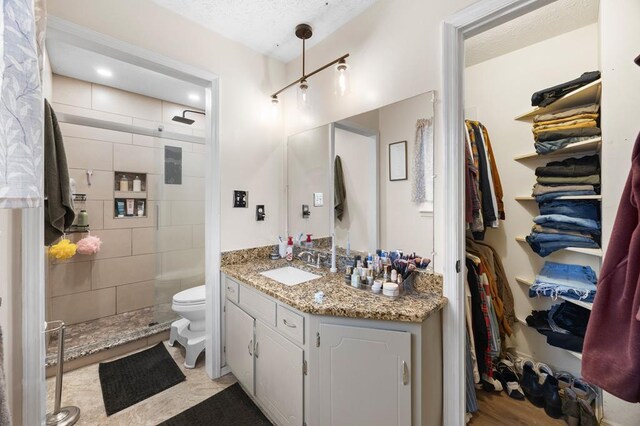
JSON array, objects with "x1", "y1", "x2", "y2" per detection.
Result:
[
  {"x1": 464, "y1": 120, "x2": 505, "y2": 239},
  {"x1": 582, "y1": 131, "x2": 640, "y2": 403}
]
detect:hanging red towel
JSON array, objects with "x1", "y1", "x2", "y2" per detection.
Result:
[{"x1": 582, "y1": 132, "x2": 640, "y2": 403}]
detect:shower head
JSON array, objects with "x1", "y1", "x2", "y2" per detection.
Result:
[{"x1": 172, "y1": 109, "x2": 205, "y2": 125}]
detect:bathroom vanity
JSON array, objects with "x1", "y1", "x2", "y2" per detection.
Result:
[{"x1": 221, "y1": 258, "x2": 446, "y2": 426}]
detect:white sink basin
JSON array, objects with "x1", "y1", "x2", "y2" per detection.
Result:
[{"x1": 260, "y1": 266, "x2": 321, "y2": 286}]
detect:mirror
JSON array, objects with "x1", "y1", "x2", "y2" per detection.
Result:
[{"x1": 287, "y1": 91, "x2": 436, "y2": 266}]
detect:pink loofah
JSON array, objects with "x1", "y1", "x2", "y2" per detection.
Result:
[{"x1": 76, "y1": 235, "x2": 102, "y2": 255}]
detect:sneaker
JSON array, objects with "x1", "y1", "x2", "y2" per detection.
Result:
[
  {"x1": 535, "y1": 362, "x2": 554, "y2": 385},
  {"x1": 578, "y1": 398, "x2": 598, "y2": 426},
  {"x1": 496, "y1": 360, "x2": 525, "y2": 400},
  {"x1": 521, "y1": 360, "x2": 544, "y2": 407},
  {"x1": 562, "y1": 387, "x2": 580, "y2": 426},
  {"x1": 555, "y1": 371, "x2": 575, "y2": 390}
]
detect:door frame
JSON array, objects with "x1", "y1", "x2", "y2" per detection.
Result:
[
  {"x1": 441, "y1": 1, "x2": 557, "y2": 424},
  {"x1": 24, "y1": 17, "x2": 222, "y2": 423}
]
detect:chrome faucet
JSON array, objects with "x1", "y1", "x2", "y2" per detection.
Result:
[{"x1": 297, "y1": 251, "x2": 325, "y2": 269}]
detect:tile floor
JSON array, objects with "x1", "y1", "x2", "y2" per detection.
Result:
[{"x1": 46, "y1": 341, "x2": 236, "y2": 425}]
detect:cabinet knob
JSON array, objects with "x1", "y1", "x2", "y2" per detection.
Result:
[{"x1": 248, "y1": 339, "x2": 253, "y2": 356}]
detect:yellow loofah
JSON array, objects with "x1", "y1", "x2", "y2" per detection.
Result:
[{"x1": 49, "y1": 238, "x2": 77, "y2": 260}]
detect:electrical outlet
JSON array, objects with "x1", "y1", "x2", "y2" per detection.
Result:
[
  {"x1": 233, "y1": 190, "x2": 248, "y2": 208},
  {"x1": 313, "y1": 192, "x2": 324, "y2": 207},
  {"x1": 256, "y1": 205, "x2": 265, "y2": 221}
]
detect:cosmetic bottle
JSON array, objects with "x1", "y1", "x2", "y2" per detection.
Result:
[
  {"x1": 133, "y1": 176, "x2": 142, "y2": 192},
  {"x1": 119, "y1": 175, "x2": 129, "y2": 191},
  {"x1": 286, "y1": 236, "x2": 294, "y2": 261},
  {"x1": 77, "y1": 210, "x2": 89, "y2": 227},
  {"x1": 305, "y1": 234, "x2": 313, "y2": 248},
  {"x1": 351, "y1": 267, "x2": 360, "y2": 288},
  {"x1": 344, "y1": 266, "x2": 353, "y2": 284}
]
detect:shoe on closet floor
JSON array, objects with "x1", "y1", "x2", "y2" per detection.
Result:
[
  {"x1": 496, "y1": 360, "x2": 525, "y2": 400},
  {"x1": 562, "y1": 387, "x2": 580, "y2": 426},
  {"x1": 578, "y1": 397, "x2": 598, "y2": 426},
  {"x1": 521, "y1": 360, "x2": 544, "y2": 407},
  {"x1": 542, "y1": 375, "x2": 563, "y2": 419},
  {"x1": 555, "y1": 371, "x2": 575, "y2": 390},
  {"x1": 481, "y1": 372, "x2": 503, "y2": 392},
  {"x1": 535, "y1": 362, "x2": 554, "y2": 385}
]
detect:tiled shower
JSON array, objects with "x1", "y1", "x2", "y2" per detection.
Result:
[{"x1": 46, "y1": 75, "x2": 206, "y2": 366}]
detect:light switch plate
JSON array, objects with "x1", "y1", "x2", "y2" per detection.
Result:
[
  {"x1": 313, "y1": 192, "x2": 323, "y2": 207},
  {"x1": 233, "y1": 190, "x2": 248, "y2": 208}
]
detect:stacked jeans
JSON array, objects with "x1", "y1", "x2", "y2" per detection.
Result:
[
  {"x1": 527, "y1": 155, "x2": 601, "y2": 256},
  {"x1": 530, "y1": 261, "x2": 597, "y2": 303},
  {"x1": 531, "y1": 71, "x2": 600, "y2": 107},
  {"x1": 526, "y1": 302, "x2": 591, "y2": 352},
  {"x1": 532, "y1": 104, "x2": 601, "y2": 154}
]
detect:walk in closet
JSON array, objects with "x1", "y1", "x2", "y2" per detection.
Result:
[{"x1": 462, "y1": 1, "x2": 606, "y2": 424}]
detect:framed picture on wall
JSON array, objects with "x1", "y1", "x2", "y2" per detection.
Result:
[{"x1": 388, "y1": 141, "x2": 407, "y2": 181}]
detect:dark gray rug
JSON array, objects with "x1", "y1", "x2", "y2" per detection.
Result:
[
  {"x1": 98, "y1": 342, "x2": 186, "y2": 416},
  {"x1": 157, "y1": 383, "x2": 272, "y2": 425}
]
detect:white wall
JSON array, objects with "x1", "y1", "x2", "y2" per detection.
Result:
[
  {"x1": 598, "y1": 0, "x2": 640, "y2": 424},
  {"x1": 283, "y1": 0, "x2": 476, "y2": 272},
  {"x1": 47, "y1": 0, "x2": 287, "y2": 252},
  {"x1": 334, "y1": 127, "x2": 376, "y2": 253}
]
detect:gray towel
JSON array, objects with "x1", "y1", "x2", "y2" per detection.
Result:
[
  {"x1": 334, "y1": 155, "x2": 346, "y2": 221},
  {"x1": 44, "y1": 100, "x2": 75, "y2": 245},
  {"x1": 0, "y1": 326, "x2": 11, "y2": 425}
]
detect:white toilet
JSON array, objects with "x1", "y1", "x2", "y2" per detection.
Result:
[{"x1": 168, "y1": 285, "x2": 206, "y2": 368}]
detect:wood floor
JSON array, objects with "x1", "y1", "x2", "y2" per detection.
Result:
[{"x1": 469, "y1": 389, "x2": 566, "y2": 426}]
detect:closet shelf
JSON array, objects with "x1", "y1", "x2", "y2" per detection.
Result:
[
  {"x1": 515, "y1": 276, "x2": 593, "y2": 310},
  {"x1": 515, "y1": 236, "x2": 603, "y2": 257},
  {"x1": 513, "y1": 137, "x2": 601, "y2": 161},
  {"x1": 515, "y1": 195, "x2": 602, "y2": 201},
  {"x1": 514, "y1": 79, "x2": 602, "y2": 121},
  {"x1": 516, "y1": 316, "x2": 585, "y2": 360}
]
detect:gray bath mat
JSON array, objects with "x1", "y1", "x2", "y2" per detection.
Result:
[
  {"x1": 157, "y1": 383, "x2": 272, "y2": 425},
  {"x1": 98, "y1": 342, "x2": 185, "y2": 416}
]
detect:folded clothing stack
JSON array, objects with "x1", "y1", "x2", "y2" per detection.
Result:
[
  {"x1": 530, "y1": 261, "x2": 597, "y2": 303},
  {"x1": 531, "y1": 71, "x2": 600, "y2": 108},
  {"x1": 527, "y1": 200, "x2": 601, "y2": 256},
  {"x1": 526, "y1": 302, "x2": 591, "y2": 353},
  {"x1": 533, "y1": 104, "x2": 600, "y2": 154},
  {"x1": 532, "y1": 154, "x2": 600, "y2": 202}
]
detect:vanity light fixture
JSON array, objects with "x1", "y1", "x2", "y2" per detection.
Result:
[{"x1": 270, "y1": 24, "x2": 350, "y2": 110}]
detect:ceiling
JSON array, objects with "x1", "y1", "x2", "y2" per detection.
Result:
[
  {"x1": 465, "y1": 0, "x2": 599, "y2": 67},
  {"x1": 151, "y1": 0, "x2": 379, "y2": 63},
  {"x1": 46, "y1": 38, "x2": 206, "y2": 109}
]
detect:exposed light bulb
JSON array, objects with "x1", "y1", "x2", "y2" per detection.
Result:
[
  {"x1": 334, "y1": 60, "x2": 350, "y2": 96},
  {"x1": 297, "y1": 79, "x2": 310, "y2": 110}
]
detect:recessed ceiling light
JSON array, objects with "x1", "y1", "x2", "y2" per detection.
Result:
[
  {"x1": 188, "y1": 93, "x2": 200, "y2": 101},
  {"x1": 96, "y1": 68, "x2": 113, "y2": 78}
]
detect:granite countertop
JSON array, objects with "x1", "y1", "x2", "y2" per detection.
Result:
[{"x1": 221, "y1": 258, "x2": 446, "y2": 323}]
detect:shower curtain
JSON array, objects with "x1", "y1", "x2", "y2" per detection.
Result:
[{"x1": 0, "y1": 0, "x2": 46, "y2": 209}]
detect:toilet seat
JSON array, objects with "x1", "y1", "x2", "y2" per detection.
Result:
[{"x1": 172, "y1": 285, "x2": 205, "y2": 305}]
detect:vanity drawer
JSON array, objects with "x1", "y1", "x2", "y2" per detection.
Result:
[
  {"x1": 239, "y1": 285, "x2": 276, "y2": 326},
  {"x1": 225, "y1": 277, "x2": 239, "y2": 304},
  {"x1": 276, "y1": 304, "x2": 304, "y2": 344}
]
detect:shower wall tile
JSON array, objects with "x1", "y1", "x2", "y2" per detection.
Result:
[
  {"x1": 180, "y1": 273, "x2": 205, "y2": 290},
  {"x1": 90, "y1": 229, "x2": 132, "y2": 260},
  {"x1": 91, "y1": 254, "x2": 156, "y2": 289},
  {"x1": 116, "y1": 280, "x2": 155, "y2": 314},
  {"x1": 155, "y1": 278, "x2": 181, "y2": 305},
  {"x1": 65, "y1": 137, "x2": 113, "y2": 171},
  {"x1": 52, "y1": 75, "x2": 92, "y2": 109},
  {"x1": 51, "y1": 102, "x2": 133, "y2": 125},
  {"x1": 113, "y1": 143, "x2": 161, "y2": 174},
  {"x1": 59, "y1": 122, "x2": 132, "y2": 145},
  {"x1": 84, "y1": 201, "x2": 104, "y2": 230},
  {"x1": 157, "y1": 201, "x2": 172, "y2": 227},
  {"x1": 183, "y1": 151, "x2": 205, "y2": 177},
  {"x1": 133, "y1": 117, "x2": 192, "y2": 137},
  {"x1": 69, "y1": 169, "x2": 114, "y2": 200},
  {"x1": 51, "y1": 288, "x2": 116, "y2": 325},
  {"x1": 162, "y1": 177, "x2": 205, "y2": 201},
  {"x1": 192, "y1": 224, "x2": 205, "y2": 249},
  {"x1": 146, "y1": 174, "x2": 160, "y2": 201},
  {"x1": 132, "y1": 134, "x2": 156, "y2": 147},
  {"x1": 49, "y1": 261, "x2": 92, "y2": 297},
  {"x1": 132, "y1": 227, "x2": 156, "y2": 255},
  {"x1": 162, "y1": 248, "x2": 204, "y2": 277},
  {"x1": 171, "y1": 201, "x2": 204, "y2": 225},
  {"x1": 92, "y1": 84, "x2": 162, "y2": 122}
]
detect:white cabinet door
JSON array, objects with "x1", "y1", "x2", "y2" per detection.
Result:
[
  {"x1": 255, "y1": 320, "x2": 304, "y2": 426},
  {"x1": 319, "y1": 324, "x2": 411, "y2": 426},
  {"x1": 225, "y1": 301, "x2": 255, "y2": 394}
]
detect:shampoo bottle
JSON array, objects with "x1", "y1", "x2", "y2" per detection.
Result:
[{"x1": 286, "y1": 236, "x2": 294, "y2": 261}]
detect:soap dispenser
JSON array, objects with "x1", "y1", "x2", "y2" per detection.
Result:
[
  {"x1": 305, "y1": 234, "x2": 313, "y2": 248},
  {"x1": 286, "y1": 236, "x2": 294, "y2": 261}
]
